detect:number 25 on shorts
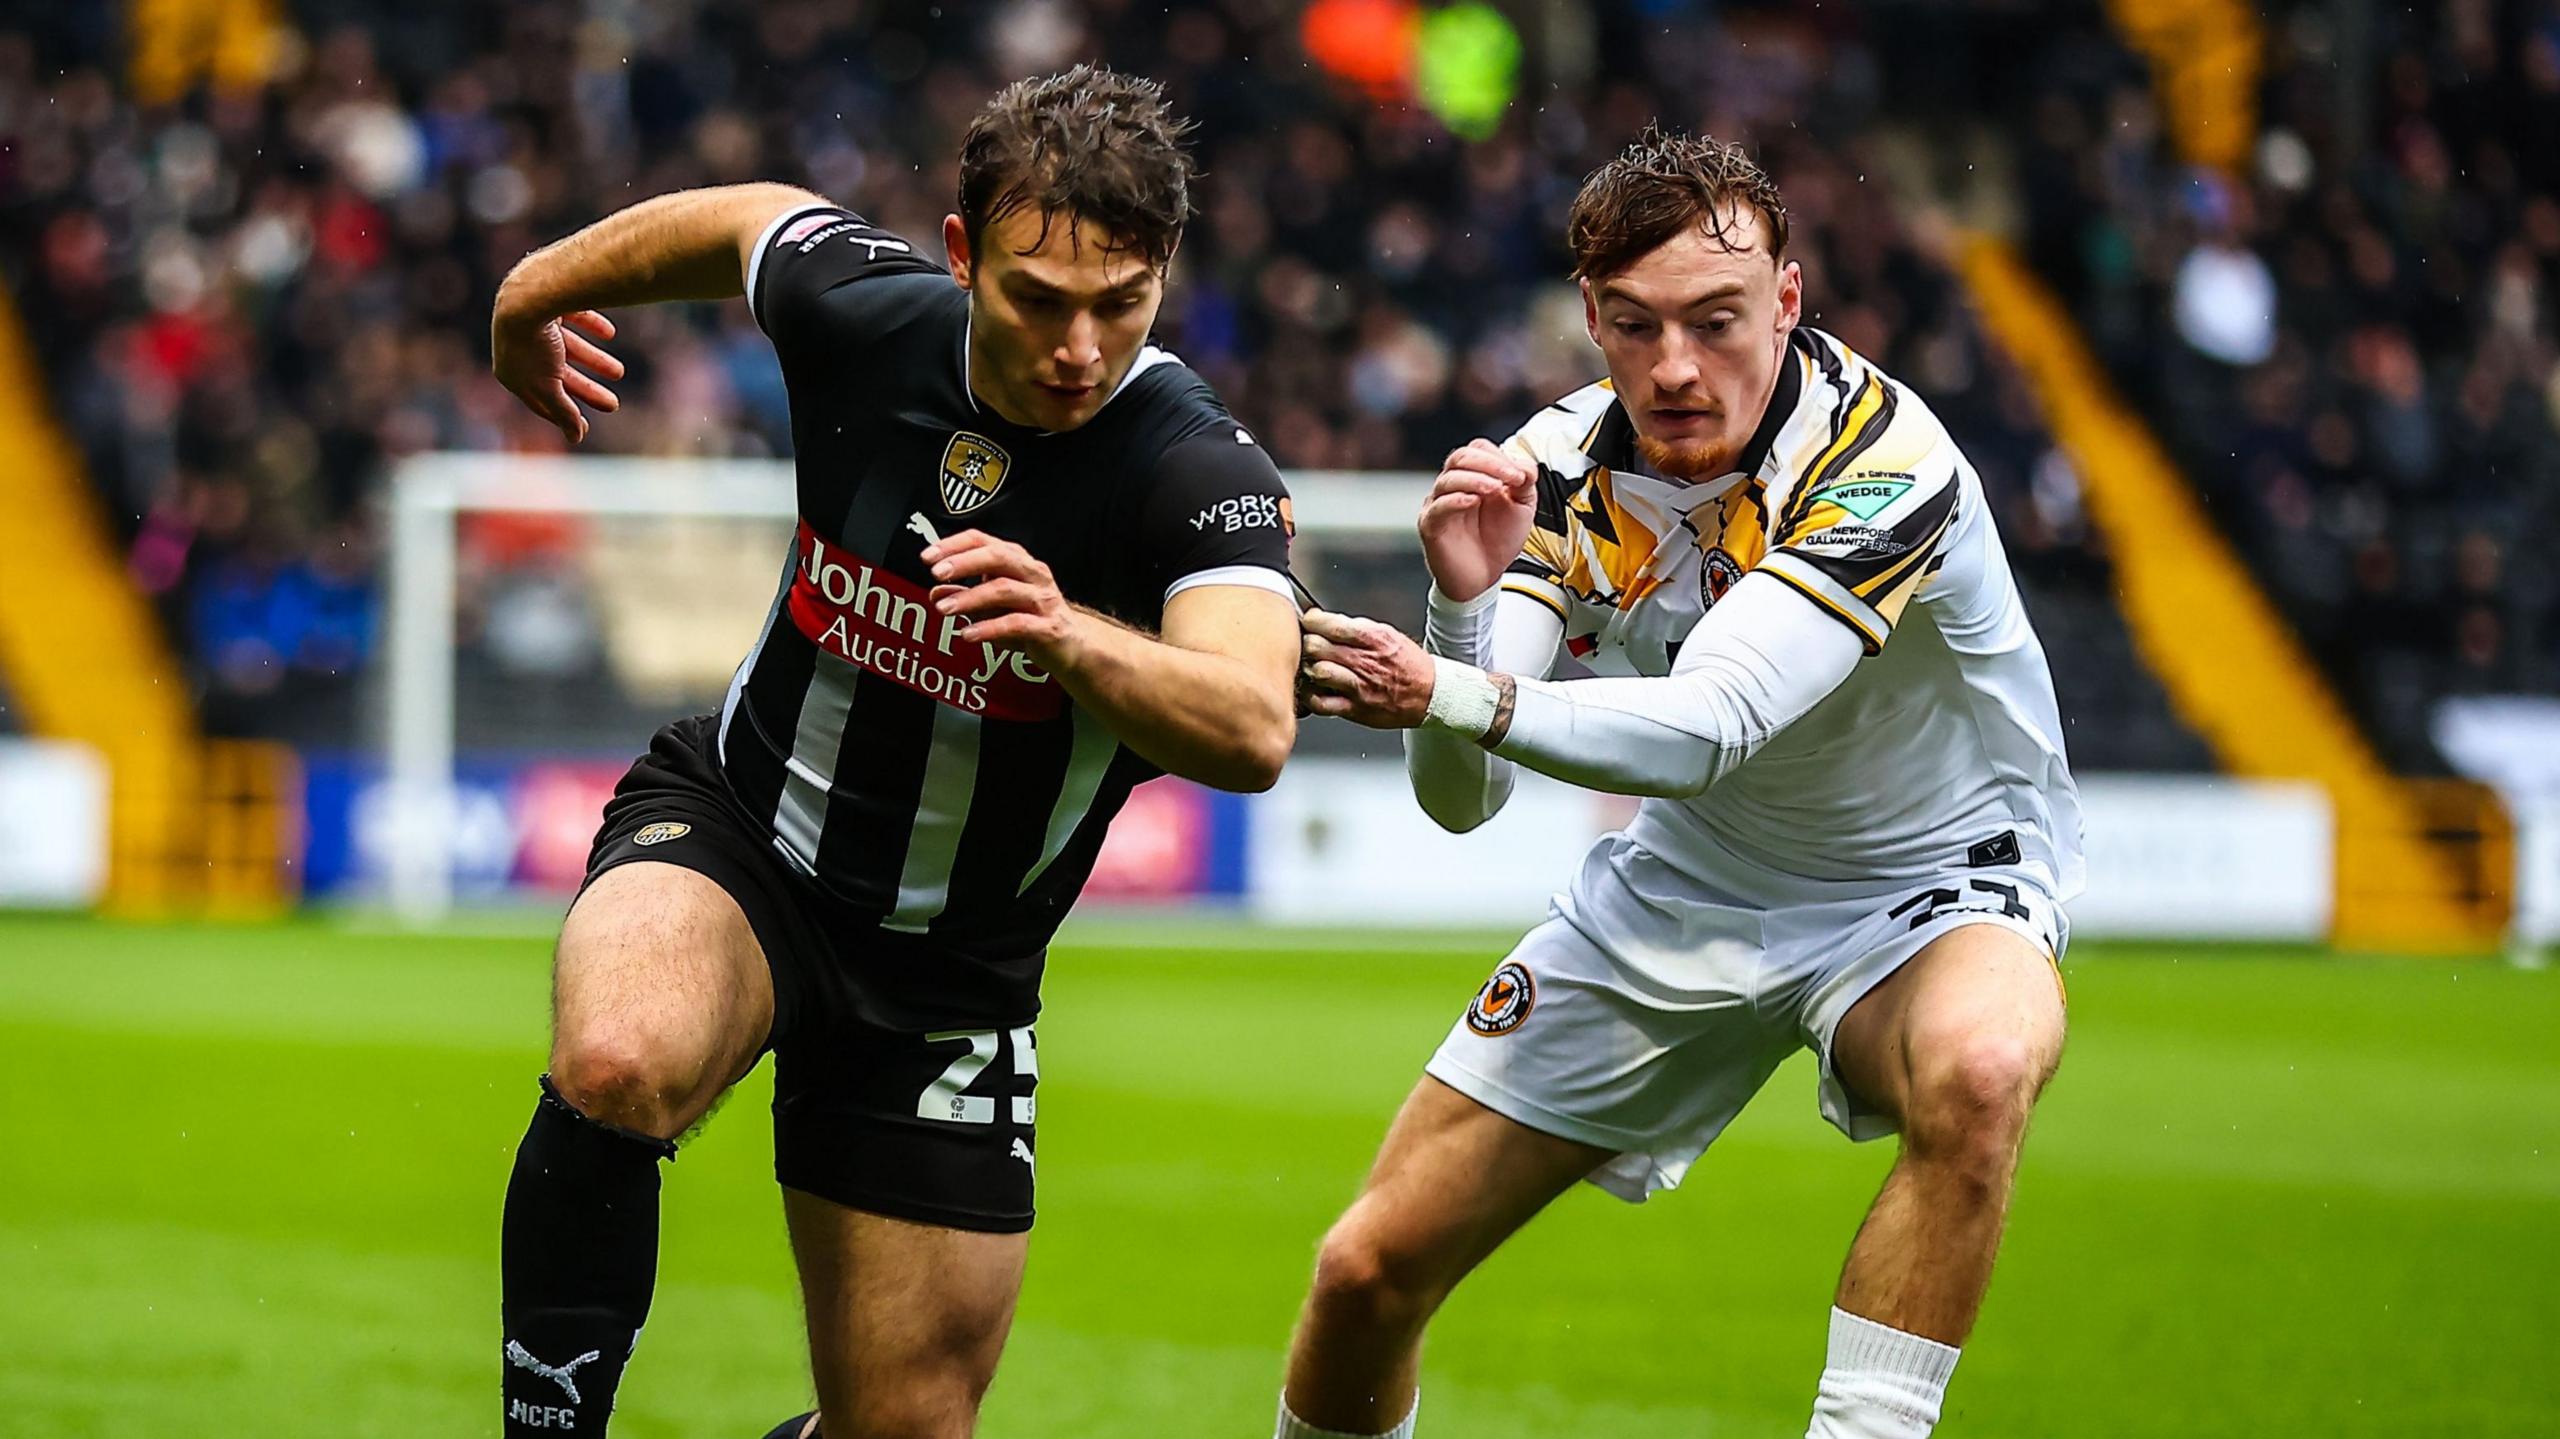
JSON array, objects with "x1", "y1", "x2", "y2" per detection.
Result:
[{"x1": 916, "y1": 1026, "x2": 1038, "y2": 1125}]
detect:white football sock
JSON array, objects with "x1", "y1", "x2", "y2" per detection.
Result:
[
  {"x1": 1806, "y1": 1306, "x2": 1961, "y2": 1438},
  {"x1": 1275, "y1": 1391, "x2": 1417, "y2": 1439}
]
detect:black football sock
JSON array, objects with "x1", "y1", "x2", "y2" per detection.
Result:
[
  {"x1": 759, "y1": 1413, "x2": 820, "y2": 1439},
  {"x1": 502, "y1": 1075, "x2": 676, "y2": 1436}
]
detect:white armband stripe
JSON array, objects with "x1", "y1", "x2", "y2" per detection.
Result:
[{"x1": 1163, "y1": 564, "x2": 1296, "y2": 605}]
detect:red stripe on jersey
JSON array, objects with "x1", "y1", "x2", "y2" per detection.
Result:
[{"x1": 786, "y1": 521, "x2": 1066, "y2": 724}]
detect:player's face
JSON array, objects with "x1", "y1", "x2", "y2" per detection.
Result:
[
  {"x1": 1583, "y1": 209, "x2": 1802, "y2": 480},
  {"x1": 946, "y1": 206, "x2": 1167, "y2": 432}
]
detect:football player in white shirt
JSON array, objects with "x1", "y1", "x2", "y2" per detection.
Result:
[{"x1": 1275, "y1": 130, "x2": 2084, "y2": 1439}]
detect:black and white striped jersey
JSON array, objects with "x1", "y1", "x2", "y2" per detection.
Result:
[{"x1": 711, "y1": 203, "x2": 1293, "y2": 1014}]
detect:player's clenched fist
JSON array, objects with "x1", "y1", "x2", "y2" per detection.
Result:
[
  {"x1": 1418, "y1": 437, "x2": 1540, "y2": 602},
  {"x1": 1298, "y1": 609, "x2": 1435, "y2": 728}
]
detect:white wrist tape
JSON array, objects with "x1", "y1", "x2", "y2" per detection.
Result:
[{"x1": 1423, "y1": 657, "x2": 1502, "y2": 740}]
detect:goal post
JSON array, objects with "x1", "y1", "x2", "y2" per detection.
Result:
[{"x1": 381, "y1": 452, "x2": 1433, "y2": 922}]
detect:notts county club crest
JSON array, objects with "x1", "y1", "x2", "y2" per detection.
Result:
[{"x1": 940, "y1": 432, "x2": 1012, "y2": 515}]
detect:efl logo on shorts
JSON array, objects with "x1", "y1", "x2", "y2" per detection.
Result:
[
  {"x1": 632, "y1": 822, "x2": 691, "y2": 847},
  {"x1": 1466, "y1": 961, "x2": 1535, "y2": 1036}
]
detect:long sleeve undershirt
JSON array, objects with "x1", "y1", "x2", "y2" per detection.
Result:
[
  {"x1": 1402, "y1": 586, "x2": 1563, "y2": 832},
  {"x1": 1406, "y1": 571, "x2": 1866, "y2": 825}
]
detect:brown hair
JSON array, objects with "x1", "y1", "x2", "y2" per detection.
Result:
[
  {"x1": 957, "y1": 64, "x2": 1195, "y2": 270},
  {"x1": 1566, "y1": 126, "x2": 1789, "y2": 281}
]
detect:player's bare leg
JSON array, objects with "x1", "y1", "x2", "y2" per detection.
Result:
[
  {"x1": 1810, "y1": 923, "x2": 2067, "y2": 1437},
  {"x1": 785, "y1": 1194, "x2": 1030, "y2": 1439},
  {"x1": 502, "y1": 862, "x2": 775, "y2": 1436},
  {"x1": 547, "y1": 861, "x2": 775, "y2": 1137},
  {"x1": 1278, "y1": 1076, "x2": 1608, "y2": 1437}
]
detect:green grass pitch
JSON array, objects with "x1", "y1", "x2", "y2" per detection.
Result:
[{"x1": 2, "y1": 913, "x2": 2555, "y2": 1436}]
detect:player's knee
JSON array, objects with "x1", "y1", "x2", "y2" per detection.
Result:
[
  {"x1": 1310, "y1": 1216, "x2": 1452, "y2": 1333},
  {"x1": 1906, "y1": 1033, "x2": 2044, "y2": 1162},
  {"x1": 548, "y1": 1025, "x2": 693, "y2": 1137}
]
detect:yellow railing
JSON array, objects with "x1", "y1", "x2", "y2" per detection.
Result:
[
  {"x1": 200, "y1": 739, "x2": 302, "y2": 919},
  {"x1": 0, "y1": 289, "x2": 291, "y2": 914},
  {"x1": 1959, "y1": 236, "x2": 2505, "y2": 952},
  {"x1": 2105, "y1": 0, "x2": 2264, "y2": 174},
  {"x1": 127, "y1": 0, "x2": 286, "y2": 105}
]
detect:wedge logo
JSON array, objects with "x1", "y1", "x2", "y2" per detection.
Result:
[
  {"x1": 1465, "y1": 961, "x2": 1535, "y2": 1036},
  {"x1": 632, "y1": 822, "x2": 691, "y2": 847},
  {"x1": 506, "y1": 1341, "x2": 601, "y2": 1405},
  {"x1": 940, "y1": 433, "x2": 1012, "y2": 515},
  {"x1": 1809, "y1": 474, "x2": 1914, "y2": 521}
]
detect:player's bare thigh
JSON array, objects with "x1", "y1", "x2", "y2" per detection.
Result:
[
  {"x1": 548, "y1": 861, "x2": 774, "y2": 1139},
  {"x1": 1282, "y1": 1077, "x2": 1613, "y2": 1430},
  {"x1": 1319, "y1": 1074, "x2": 1610, "y2": 1314},
  {"x1": 785, "y1": 1190, "x2": 1029, "y2": 1439},
  {"x1": 1829, "y1": 921, "x2": 2067, "y2": 1133}
]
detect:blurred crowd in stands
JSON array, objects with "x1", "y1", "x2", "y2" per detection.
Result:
[
  {"x1": 2022, "y1": 0, "x2": 2560, "y2": 769},
  {"x1": 0, "y1": 0, "x2": 2235, "y2": 769}
]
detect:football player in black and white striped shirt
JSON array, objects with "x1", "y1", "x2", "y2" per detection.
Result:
[{"x1": 485, "y1": 67, "x2": 1298, "y2": 1439}]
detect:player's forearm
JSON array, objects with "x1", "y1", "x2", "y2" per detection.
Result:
[
  {"x1": 1403, "y1": 586, "x2": 1561, "y2": 831},
  {"x1": 495, "y1": 183, "x2": 823, "y2": 320},
  {"x1": 1049, "y1": 611, "x2": 1295, "y2": 793},
  {"x1": 1436, "y1": 573, "x2": 1862, "y2": 799},
  {"x1": 1477, "y1": 670, "x2": 1745, "y2": 797},
  {"x1": 1405, "y1": 725, "x2": 1513, "y2": 831}
]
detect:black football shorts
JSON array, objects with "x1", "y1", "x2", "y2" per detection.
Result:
[{"x1": 579, "y1": 715, "x2": 1041, "y2": 1233}]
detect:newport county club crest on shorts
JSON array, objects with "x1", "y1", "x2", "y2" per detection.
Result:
[
  {"x1": 1466, "y1": 961, "x2": 1536, "y2": 1036},
  {"x1": 940, "y1": 432, "x2": 1012, "y2": 515},
  {"x1": 632, "y1": 822, "x2": 690, "y2": 846}
]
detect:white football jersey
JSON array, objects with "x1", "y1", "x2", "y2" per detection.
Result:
[{"x1": 1497, "y1": 328, "x2": 2085, "y2": 895}]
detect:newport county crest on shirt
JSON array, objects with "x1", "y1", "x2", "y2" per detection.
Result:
[{"x1": 720, "y1": 203, "x2": 1295, "y2": 1005}]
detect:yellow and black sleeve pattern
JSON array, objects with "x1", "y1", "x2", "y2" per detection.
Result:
[{"x1": 1755, "y1": 381, "x2": 1960, "y2": 653}]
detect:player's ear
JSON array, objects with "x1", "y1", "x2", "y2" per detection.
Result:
[
  {"x1": 1580, "y1": 277, "x2": 1601, "y2": 347},
  {"x1": 943, "y1": 214, "x2": 974, "y2": 290},
  {"x1": 1774, "y1": 259, "x2": 1802, "y2": 337}
]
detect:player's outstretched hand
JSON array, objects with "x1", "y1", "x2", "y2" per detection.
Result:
[
  {"x1": 1418, "y1": 438, "x2": 1539, "y2": 602},
  {"x1": 491, "y1": 307, "x2": 625, "y2": 444},
  {"x1": 1299, "y1": 609, "x2": 1434, "y2": 728},
  {"x1": 926, "y1": 530, "x2": 1075, "y2": 663}
]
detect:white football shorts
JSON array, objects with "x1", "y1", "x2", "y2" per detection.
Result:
[{"x1": 1425, "y1": 830, "x2": 2068, "y2": 1203}]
